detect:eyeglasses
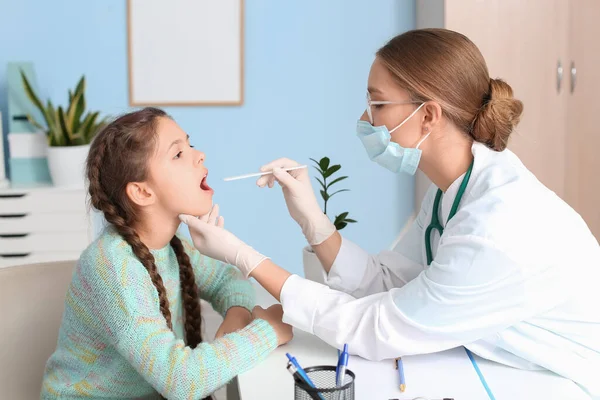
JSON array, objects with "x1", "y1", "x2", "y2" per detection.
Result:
[{"x1": 366, "y1": 91, "x2": 422, "y2": 124}]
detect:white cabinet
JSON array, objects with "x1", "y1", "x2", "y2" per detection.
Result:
[{"x1": 0, "y1": 185, "x2": 92, "y2": 268}]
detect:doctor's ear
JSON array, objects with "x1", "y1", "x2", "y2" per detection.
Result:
[
  {"x1": 421, "y1": 101, "x2": 443, "y2": 131},
  {"x1": 126, "y1": 181, "x2": 156, "y2": 207}
]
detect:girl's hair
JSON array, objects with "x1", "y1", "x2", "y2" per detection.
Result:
[
  {"x1": 377, "y1": 28, "x2": 523, "y2": 151},
  {"x1": 86, "y1": 107, "x2": 208, "y2": 398}
]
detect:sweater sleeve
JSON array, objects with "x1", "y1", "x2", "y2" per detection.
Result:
[
  {"x1": 180, "y1": 235, "x2": 255, "y2": 316},
  {"x1": 80, "y1": 248, "x2": 278, "y2": 399}
]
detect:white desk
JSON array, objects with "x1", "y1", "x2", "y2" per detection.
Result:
[{"x1": 237, "y1": 283, "x2": 592, "y2": 400}]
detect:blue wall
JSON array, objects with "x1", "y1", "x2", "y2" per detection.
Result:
[{"x1": 0, "y1": 0, "x2": 416, "y2": 276}]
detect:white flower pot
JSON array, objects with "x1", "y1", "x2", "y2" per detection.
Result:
[
  {"x1": 46, "y1": 144, "x2": 90, "y2": 188},
  {"x1": 302, "y1": 245, "x2": 327, "y2": 284}
]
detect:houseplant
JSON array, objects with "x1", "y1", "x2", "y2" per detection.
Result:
[
  {"x1": 302, "y1": 157, "x2": 357, "y2": 283},
  {"x1": 20, "y1": 70, "x2": 106, "y2": 188}
]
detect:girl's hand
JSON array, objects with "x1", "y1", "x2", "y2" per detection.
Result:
[
  {"x1": 215, "y1": 307, "x2": 253, "y2": 338},
  {"x1": 252, "y1": 304, "x2": 293, "y2": 346}
]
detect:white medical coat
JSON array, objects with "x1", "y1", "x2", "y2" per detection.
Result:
[{"x1": 280, "y1": 142, "x2": 600, "y2": 396}]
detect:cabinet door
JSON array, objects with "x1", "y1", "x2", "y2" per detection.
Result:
[
  {"x1": 566, "y1": 0, "x2": 600, "y2": 239},
  {"x1": 444, "y1": 0, "x2": 569, "y2": 198}
]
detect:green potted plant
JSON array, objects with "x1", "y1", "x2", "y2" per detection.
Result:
[
  {"x1": 303, "y1": 157, "x2": 357, "y2": 283},
  {"x1": 20, "y1": 70, "x2": 106, "y2": 188}
]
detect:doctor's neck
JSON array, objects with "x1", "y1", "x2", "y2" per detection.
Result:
[{"x1": 419, "y1": 126, "x2": 474, "y2": 193}]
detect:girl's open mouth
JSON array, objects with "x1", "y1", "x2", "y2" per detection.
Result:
[{"x1": 200, "y1": 174, "x2": 213, "y2": 192}]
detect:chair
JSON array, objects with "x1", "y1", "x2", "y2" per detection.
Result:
[{"x1": 0, "y1": 260, "x2": 76, "y2": 399}]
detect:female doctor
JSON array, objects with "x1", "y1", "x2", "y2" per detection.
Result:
[{"x1": 179, "y1": 28, "x2": 600, "y2": 396}]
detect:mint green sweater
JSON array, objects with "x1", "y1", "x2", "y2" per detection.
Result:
[{"x1": 41, "y1": 227, "x2": 278, "y2": 399}]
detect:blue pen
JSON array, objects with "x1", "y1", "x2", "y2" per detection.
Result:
[
  {"x1": 335, "y1": 344, "x2": 349, "y2": 400},
  {"x1": 395, "y1": 357, "x2": 406, "y2": 392},
  {"x1": 336, "y1": 344, "x2": 349, "y2": 386},
  {"x1": 286, "y1": 353, "x2": 326, "y2": 400}
]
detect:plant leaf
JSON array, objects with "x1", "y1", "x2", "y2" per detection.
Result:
[
  {"x1": 315, "y1": 177, "x2": 326, "y2": 191},
  {"x1": 324, "y1": 164, "x2": 341, "y2": 178},
  {"x1": 73, "y1": 75, "x2": 85, "y2": 99},
  {"x1": 319, "y1": 190, "x2": 329, "y2": 201},
  {"x1": 344, "y1": 218, "x2": 357, "y2": 223},
  {"x1": 319, "y1": 157, "x2": 330, "y2": 171},
  {"x1": 336, "y1": 222, "x2": 348, "y2": 230},
  {"x1": 328, "y1": 189, "x2": 349, "y2": 198},
  {"x1": 20, "y1": 70, "x2": 45, "y2": 115},
  {"x1": 25, "y1": 114, "x2": 45, "y2": 131},
  {"x1": 309, "y1": 158, "x2": 323, "y2": 173},
  {"x1": 337, "y1": 212, "x2": 349, "y2": 221},
  {"x1": 326, "y1": 175, "x2": 347, "y2": 188},
  {"x1": 312, "y1": 165, "x2": 324, "y2": 176},
  {"x1": 46, "y1": 100, "x2": 62, "y2": 146},
  {"x1": 57, "y1": 106, "x2": 72, "y2": 143},
  {"x1": 70, "y1": 91, "x2": 85, "y2": 134},
  {"x1": 80, "y1": 111, "x2": 99, "y2": 143}
]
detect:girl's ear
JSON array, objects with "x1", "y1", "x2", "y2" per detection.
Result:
[{"x1": 126, "y1": 182, "x2": 156, "y2": 207}]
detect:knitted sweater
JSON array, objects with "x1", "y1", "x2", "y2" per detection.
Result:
[{"x1": 41, "y1": 227, "x2": 278, "y2": 399}]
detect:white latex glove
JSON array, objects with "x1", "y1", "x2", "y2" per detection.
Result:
[
  {"x1": 179, "y1": 205, "x2": 269, "y2": 278},
  {"x1": 256, "y1": 158, "x2": 336, "y2": 246}
]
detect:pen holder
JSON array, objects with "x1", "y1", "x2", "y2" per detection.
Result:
[{"x1": 294, "y1": 366, "x2": 355, "y2": 400}]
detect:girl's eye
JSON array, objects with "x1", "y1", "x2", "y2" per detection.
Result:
[
  {"x1": 190, "y1": 145, "x2": 195, "y2": 148},
  {"x1": 174, "y1": 151, "x2": 182, "y2": 159},
  {"x1": 373, "y1": 104, "x2": 384, "y2": 110}
]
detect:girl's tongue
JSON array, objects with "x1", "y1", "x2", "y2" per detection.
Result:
[{"x1": 200, "y1": 176, "x2": 212, "y2": 191}]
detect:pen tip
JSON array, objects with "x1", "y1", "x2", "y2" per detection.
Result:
[
  {"x1": 343, "y1": 344, "x2": 348, "y2": 352},
  {"x1": 400, "y1": 384, "x2": 406, "y2": 392}
]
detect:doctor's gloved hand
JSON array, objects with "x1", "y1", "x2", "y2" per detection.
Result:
[
  {"x1": 179, "y1": 205, "x2": 269, "y2": 278},
  {"x1": 257, "y1": 158, "x2": 336, "y2": 246}
]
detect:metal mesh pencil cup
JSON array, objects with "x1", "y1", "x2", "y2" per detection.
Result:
[{"x1": 293, "y1": 365, "x2": 355, "y2": 400}]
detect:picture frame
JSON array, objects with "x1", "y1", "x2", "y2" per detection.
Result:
[{"x1": 127, "y1": 0, "x2": 244, "y2": 106}]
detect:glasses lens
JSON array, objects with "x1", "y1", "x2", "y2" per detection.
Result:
[{"x1": 366, "y1": 92, "x2": 373, "y2": 124}]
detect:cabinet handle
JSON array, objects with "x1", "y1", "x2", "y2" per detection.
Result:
[
  {"x1": 570, "y1": 61, "x2": 577, "y2": 93},
  {"x1": 557, "y1": 60, "x2": 563, "y2": 93},
  {"x1": 0, "y1": 253, "x2": 31, "y2": 258},
  {"x1": 0, "y1": 214, "x2": 28, "y2": 218}
]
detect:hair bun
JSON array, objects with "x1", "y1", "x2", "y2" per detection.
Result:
[{"x1": 471, "y1": 78, "x2": 524, "y2": 151}]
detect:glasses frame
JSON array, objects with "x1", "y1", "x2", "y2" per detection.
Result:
[{"x1": 366, "y1": 92, "x2": 423, "y2": 124}]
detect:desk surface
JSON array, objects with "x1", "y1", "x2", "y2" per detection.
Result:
[{"x1": 238, "y1": 283, "x2": 591, "y2": 400}]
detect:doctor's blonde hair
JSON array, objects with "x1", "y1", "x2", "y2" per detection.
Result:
[
  {"x1": 377, "y1": 28, "x2": 523, "y2": 152},
  {"x1": 85, "y1": 107, "x2": 211, "y2": 400}
]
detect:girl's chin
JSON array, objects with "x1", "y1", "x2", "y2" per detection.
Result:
[{"x1": 182, "y1": 205, "x2": 213, "y2": 219}]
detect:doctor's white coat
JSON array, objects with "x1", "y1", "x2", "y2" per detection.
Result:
[{"x1": 279, "y1": 142, "x2": 600, "y2": 396}]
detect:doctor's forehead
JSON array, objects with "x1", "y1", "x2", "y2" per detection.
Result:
[{"x1": 367, "y1": 58, "x2": 398, "y2": 96}]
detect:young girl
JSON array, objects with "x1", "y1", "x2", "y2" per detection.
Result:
[{"x1": 41, "y1": 107, "x2": 292, "y2": 399}]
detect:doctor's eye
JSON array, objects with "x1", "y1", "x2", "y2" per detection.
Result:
[{"x1": 372, "y1": 104, "x2": 385, "y2": 110}]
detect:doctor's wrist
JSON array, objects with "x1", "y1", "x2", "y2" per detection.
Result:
[{"x1": 302, "y1": 210, "x2": 337, "y2": 246}]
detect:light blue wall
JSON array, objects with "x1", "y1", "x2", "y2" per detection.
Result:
[{"x1": 0, "y1": 0, "x2": 416, "y2": 276}]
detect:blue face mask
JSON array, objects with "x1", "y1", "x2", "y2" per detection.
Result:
[{"x1": 356, "y1": 102, "x2": 430, "y2": 175}]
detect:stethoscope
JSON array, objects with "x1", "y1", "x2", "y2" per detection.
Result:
[{"x1": 425, "y1": 159, "x2": 474, "y2": 266}]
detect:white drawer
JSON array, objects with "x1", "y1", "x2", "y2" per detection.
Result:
[
  {"x1": 0, "y1": 232, "x2": 89, "y2": 253},
  {"x1": 0, "y1": 190, "x2": 86, "y2": 214},
  {"x1": 0, "y1": 252, "x2": 80, "y2": 268},
  {"x1": 0, "y1": 213, "x2": 89, "y2": 235}
]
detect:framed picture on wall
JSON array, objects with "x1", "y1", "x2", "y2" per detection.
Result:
[{"x1": 127, "y1": 0, "x2": 244, "y2": 106}]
